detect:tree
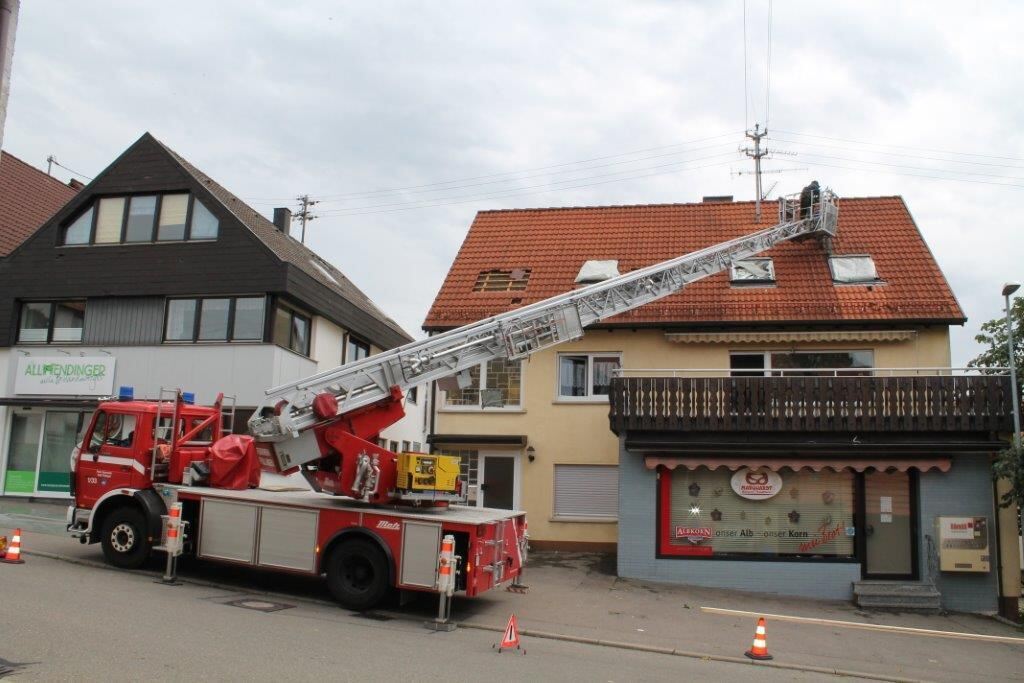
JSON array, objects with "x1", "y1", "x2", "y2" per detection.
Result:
[
  {"x1": 968, "y1": 296, "x2": 1024, "y2": 374},
  {"x1": 970, "y1": 297, "x2": 1024, "y2": 511}
]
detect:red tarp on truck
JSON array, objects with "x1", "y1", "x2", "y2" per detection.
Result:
[{"x1": 209, "y1": 435, "x2": 261, "y2": 490}]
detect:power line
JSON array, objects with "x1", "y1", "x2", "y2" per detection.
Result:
[
  {"x1": 742, "y1": 0, "x2": 749, "y2": 129},
  {"x1": 45, "y1": 155, "x2": 93, "y2": 181},
  {"x1": 794, "y1": 158, "x2": 1024, "y2": 190},
  {"x1": 243, "y1": 131, "x2": 742, "y2": 202},
  {"x1": 765, "y1": 0, "x2": 773, "y2": 129},
  {"x1": 318, "y1": 150, "x2": 743, "y2": 215},
  {"x1": 775, "y1": 129, "x2": 1024, "y2": 164},
  {"x1": 318, "y1": 157, "x2": 743, "y2": 219},
  {"x1": 254, "y1": 141, "x2": 738, "y2": 209},
  {"x1": 771, "y1": 148, "x2": 1024, "y2": 183},
  {"x1": 772, "y1": 136, "x2": 1024, "y2": 170}
]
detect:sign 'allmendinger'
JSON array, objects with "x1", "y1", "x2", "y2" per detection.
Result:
[{"x1": 14, "y1": 357, "x2": 116, "y2": 396}]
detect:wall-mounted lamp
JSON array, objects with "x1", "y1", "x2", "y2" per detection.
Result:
[
  {"x1": 98, "y1": 349, "x2": 113, "y2": 356},
  {"x1": 56, "y1": 349, "x2": 71, "y2": 356},
  {"x1": 16, "y1": 349, "x2": 30, "y2": 356},
  {"x1": 527, "y1": 445, "x2": 536, "y2": 462}
]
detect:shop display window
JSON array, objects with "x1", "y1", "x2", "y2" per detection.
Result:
[{"x1": 658, "y1": 466, "x2": 856, "y2": 559}]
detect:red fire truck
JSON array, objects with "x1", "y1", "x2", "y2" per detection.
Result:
[
  {"x1": 66, "y1": 189, "x2": 837, "y2": 611},
  {"x1": 67, "y1": 389, "x2": 525, "y2": 610}
]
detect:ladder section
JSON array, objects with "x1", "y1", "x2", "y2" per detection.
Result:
[{"x1": 249, "y1": 189, "x2": 838, "y2": 441}]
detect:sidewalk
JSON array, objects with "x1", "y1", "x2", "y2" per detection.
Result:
[{"x1": 3, "y1": 499, "x2": 1022, "y2": 682}]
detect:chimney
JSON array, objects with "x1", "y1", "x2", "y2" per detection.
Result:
[
  {"x1": 273, "y1": 207, "x2": 292, "y2": 235},
  {"x1": 67, "y1": 178, "x2": 85, "y2": 191},
  {"x1": 702, "y1": 195, "x2": 733, "y2": 203}
]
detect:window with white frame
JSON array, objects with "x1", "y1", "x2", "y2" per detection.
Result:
[
  {"x1": 553, "y1": 464, "x2": 618, "y2": 519},
  {"x1": 829, "y1": 255, "x2": 879, "y2": 284},
  {"x1": 557, "y1": 353, "x2": 621, "y2": 400},
  {"x1": 443, "y1": 358, "x2": 522, "y2": 409}
]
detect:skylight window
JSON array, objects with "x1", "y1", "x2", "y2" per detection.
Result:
[
  {"x1": 473, "y1": 269, "x2": 531, "y2": 292},
  {"x1": 829, "y1": 255, "x2": 879, "y2": 284},
  {"x1": 730, "y1": 258, "x2": 775, "y2": 284},
  {"x1": 310, "y1": 259, "x2": 339, "y2": 285},
  {"x1": 575, "y1": 260, "x2": 620, "y2": 284}
]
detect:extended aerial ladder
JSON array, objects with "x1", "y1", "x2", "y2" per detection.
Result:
[{"x1": 249, "y1": 189, "x2": 838, "y2": 501}]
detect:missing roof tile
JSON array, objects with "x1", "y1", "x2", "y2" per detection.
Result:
[
  {"x1": 473, "y1": 268, "x2": 531, "y2": 292},
  {"x1": 730, "y1": 258, "x2": 775, "y2": 284}
]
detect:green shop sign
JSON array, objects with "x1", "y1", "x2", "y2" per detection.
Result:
[
  {"x1": 15, "y1": 356, "x2": 116, "y2": 396},
  {"x1": 3, "y1": 470, "x2": 35, "y2": 494}
]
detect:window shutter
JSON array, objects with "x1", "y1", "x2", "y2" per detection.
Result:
[{"x1": 554, "y1": 465, "x2": 618, "y2": 518}]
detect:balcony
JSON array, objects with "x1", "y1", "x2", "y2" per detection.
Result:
[{"x1": 608, "y1": 369, "x2": 1015, "y2": 435}]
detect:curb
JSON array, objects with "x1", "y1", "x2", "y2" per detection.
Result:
[
  {"x1": 458, "y1": 620, "x2": 923, "y2": 683},
  {"x1": 23, "y1": 548, "x2": 922, "y2": 682}
]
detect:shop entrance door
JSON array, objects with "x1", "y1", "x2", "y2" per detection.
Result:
[{"x1": 863, "y1": 471, "x2": 917, "y2": 579}]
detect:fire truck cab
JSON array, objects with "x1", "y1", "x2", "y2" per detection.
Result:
[{"x1": 69, "y1": 390, "x2": 228, "y2": 566}]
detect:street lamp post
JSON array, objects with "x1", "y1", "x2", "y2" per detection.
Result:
[
  {"x1": 1003, "y1": 282, "x2": 1022, "y2": 448},
  {"x1": 1002, "y1": 282, "x2": 1022, "y2": 599}
]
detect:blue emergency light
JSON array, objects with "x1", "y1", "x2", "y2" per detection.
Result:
[
  {"x1": 118, "y1": 386, "x2": 134, "y2": 401},
  {"x1": 182, "y1": 392, "x2": 195, "y2": 404}
]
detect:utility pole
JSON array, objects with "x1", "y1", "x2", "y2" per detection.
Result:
[
  {"x1": 295, "y1": 194, "x2": 319, "y2": 244},
  {"x1": 0, "y1": 0, "x2": 20, "y2": 157},
  {"x1": 742, "y1": 124, "x2": 768, "y2": 223},
  {"x1": 46, "y1": 154, "x2": 55, "y2": 176}
]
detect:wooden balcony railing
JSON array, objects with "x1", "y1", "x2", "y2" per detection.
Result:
[{"x1": 608, "y1": 374, "x2": 1014, "y2": 433}]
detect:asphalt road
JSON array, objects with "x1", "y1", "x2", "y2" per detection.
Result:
[{"x1": 1, "y1": 554, "x2": 846, "y2": 682}]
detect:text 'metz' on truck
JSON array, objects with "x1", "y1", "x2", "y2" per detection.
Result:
[{"x1": 66, "y1": 188, "x2": 838, "y2": 611}]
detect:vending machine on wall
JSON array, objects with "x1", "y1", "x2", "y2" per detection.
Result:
[{"x1": 936, "y1": 516, "x2": 989, "y2": 572}]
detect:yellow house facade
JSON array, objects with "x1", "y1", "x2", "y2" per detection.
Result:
[{"x1": 431, "y1": 326, "x2": 953, "y2": 550}]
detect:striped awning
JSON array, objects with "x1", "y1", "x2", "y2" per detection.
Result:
[{"x1": 644, "y1": 456, "x2": 951, "y2": 473}]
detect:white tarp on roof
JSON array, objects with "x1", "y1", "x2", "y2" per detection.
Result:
[
  {"x1": 576, "y1": 259, "x2": 620, "y2": 284},
  {"x1": 830, "y1": 255, "x2": 878, "y2": 283}
]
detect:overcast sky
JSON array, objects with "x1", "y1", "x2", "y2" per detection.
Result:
[{"x1": 5, "y1": 1, "x2": 1022, "y2": 364}]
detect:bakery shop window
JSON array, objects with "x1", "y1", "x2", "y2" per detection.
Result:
[{"x1": 658, "y1": 467, "x2": 855, "y2": 559}]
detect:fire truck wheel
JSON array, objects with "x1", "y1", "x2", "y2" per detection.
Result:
[
  {"x1": 325, "y1": 538, "x2": 390, "y2": 611},
  {"x1": 100, "y1": 506, "x2": 152, "y2": 569}
]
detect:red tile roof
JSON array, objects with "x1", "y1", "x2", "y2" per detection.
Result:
[
  {"x1": 423, "y1": 196, "x2": 965, "y2": 330},
  {"x1": 0, "y1": 152, "x2": 80, "y2": 257}
]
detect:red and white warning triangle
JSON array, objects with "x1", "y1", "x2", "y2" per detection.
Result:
[{"x1": 500, "y1": 613, "x2": 520, "y2": 649}]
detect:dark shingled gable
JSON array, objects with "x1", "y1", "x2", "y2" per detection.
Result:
[{"x1": 0, "y1": 133, "x2": 412, "y2": 350}]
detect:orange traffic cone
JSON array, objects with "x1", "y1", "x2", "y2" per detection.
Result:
[
  {"x1": 495, "y1": 613, "x2": 525, "y2": 654},
  {"x1": 0, "y1": 528, "x2": 25, "y2": 564},
  {"x1": 744, "y1": 617, "x2": 772, "y2": 660}
]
